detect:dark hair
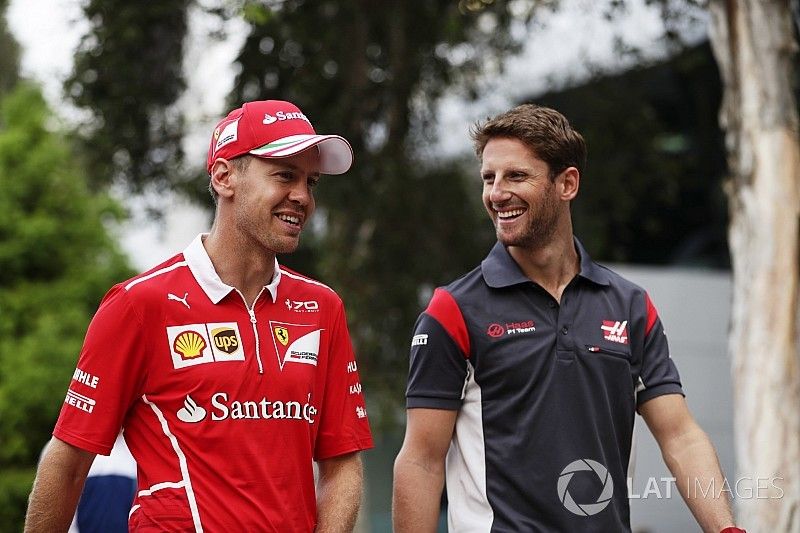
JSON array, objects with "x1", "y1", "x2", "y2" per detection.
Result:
[
  {"x1": 470, "y1": 104, "x2": 586, "y2": 180},
  {"x1": 207, "y1": 155, "x2": 252, "y2": 203}
]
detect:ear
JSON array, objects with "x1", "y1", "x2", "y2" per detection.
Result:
[
  {"x1": 209, "y1": 158, "x2": 236, "y2": 199},
  {"x1": 558, "y1": 167, "x2": 580, "y2": 201}
]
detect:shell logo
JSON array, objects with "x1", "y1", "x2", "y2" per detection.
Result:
[{"x1": 173, "y1": 330, "x2": 207, "y2": 359}]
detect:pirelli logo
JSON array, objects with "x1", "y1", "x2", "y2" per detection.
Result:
[
  {"x1": 64, "y1": 389, "x2": 96, "y2": 414},
  {"x1": 411, "y1": 334, "x2": 428, "y2": 347},
  {"x1": 166, "y1": 322, "x2": 244, "y2": 369}
]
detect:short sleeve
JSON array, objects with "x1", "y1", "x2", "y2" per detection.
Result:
[
  {"x1": 636, "y1": 292, "x2": 684, "y2": 407},
  {"x1": 406, "y1": 288, "x2": 470, "y2": 410},
  {"x1": 54, "y1": 286, "x2": 149, "y2": 455},
  {"x1": 313, "y1": 300, "x2": 374, "y2": 460}
]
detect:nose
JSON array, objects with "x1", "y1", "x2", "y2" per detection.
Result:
[
  {"x1": 287, "y1": 178, "x2": 312, "y2": 206},
  {"x1": 487, "y1": 178, "x2": 511, "y2": 205}
]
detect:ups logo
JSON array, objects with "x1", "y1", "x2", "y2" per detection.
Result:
[{"x1": 211, "y1": 327, "x2": 239, "y2": 354}]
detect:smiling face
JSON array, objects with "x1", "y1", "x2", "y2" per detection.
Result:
[
  {"x1": 230, "y1": 149, "x2": 321, "y2": 255},
  {"x1": 481, "y1": 137, "x2": 565, "y2": 251}
]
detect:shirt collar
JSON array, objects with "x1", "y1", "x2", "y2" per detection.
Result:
[
  {"x1": 574, "y1": 237, "x2": 610, "y2": 286},
  {"x1": 481, "y1": 237, "x2": 610, "y2": 288},
  {"x1": 183, "y1": 233, "x2": 281, "y2": 304}
]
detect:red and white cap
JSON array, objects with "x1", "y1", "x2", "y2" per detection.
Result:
[{"x1": 206, "y1": 100, "x2": 353, "y2": 175}]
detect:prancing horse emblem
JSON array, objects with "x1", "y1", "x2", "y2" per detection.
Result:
[{"x1": 274, "y1": 326, "x2": 289, "y2": 346}]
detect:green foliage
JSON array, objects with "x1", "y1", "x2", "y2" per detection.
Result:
[
  {"x1": 0, "y1": 1, "x2": 19, "y2": 98},
  {"x1": 66, "y1": 0, "x2": 190, "y2": 193},
  {"x1": 0, "y1": 466, "x2": 35, "y2": 528},
  {"x1": 0, "y1": 84, "x2": 132, "y2": 469},
  {"x1": 222, "y1": 0, "x2": 534, "y2": 422}
]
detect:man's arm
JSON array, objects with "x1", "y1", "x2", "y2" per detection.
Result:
[
  {"x1": 315, "y1": 451, "x2": 364, "y2": 533},
  {"x1": 392, "y1": 407, "x2": 457, "y2": 533},
  {"x1": 25, "y1": 437, "x2": 96, "y2": 532},
  {"x1": 640, "y1": 394, "x2": 739, "y2": 533}
]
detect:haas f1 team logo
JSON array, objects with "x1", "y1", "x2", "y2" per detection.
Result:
[
  {"x1": 601, "y1": 320, "x2": 628, "y2": 344},
  {"x1": 269, "y1": 321, "x2": 322, "y2": 369}
]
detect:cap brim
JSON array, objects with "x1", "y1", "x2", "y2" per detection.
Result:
[{"x1": 249, "y1": 134, "x2": 353, "y2": 175}]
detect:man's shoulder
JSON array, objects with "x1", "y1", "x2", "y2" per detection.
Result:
[
  {"x1": 87, "y1": 254, "x2": 190, "y2": 326},
  {"x1": 123, "y1": 253, "x2": 191, "y2": 290},
  {"x1": 431, "y1": 264, "x2": 485, "y2": 304},
  {"x1": 105, "y1": 253, "x2": 193, "y2": 306},
  {"x1": 590, "y1": 260, "x2": 648, "y2": 298},
  {"x1": 278, "y1": 265, "x2": 342, "y2": 304}
]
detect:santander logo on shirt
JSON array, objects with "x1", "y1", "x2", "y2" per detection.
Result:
[{"x1": 175, "y1": 392, "x2": 318, "y2": 424}]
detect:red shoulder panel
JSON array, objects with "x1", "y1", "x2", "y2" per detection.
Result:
[
  {"x1": 425, "y1": 288, "x2": 470, "y2": 357},
  {"x1": 644, "y1": 292, "x2": 659, "y2": 336}
]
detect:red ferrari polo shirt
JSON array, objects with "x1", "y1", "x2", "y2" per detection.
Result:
[{"x1": 54, "y1": 234, "x2": 373, "y2": 532}]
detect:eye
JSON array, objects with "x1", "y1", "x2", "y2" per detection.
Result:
[
  {"x1": 481, "y1": 173, "x2": 495, "y2": 184},
  {"x1": 308, "y1": 176, "x2": 320, "y2": 188}
]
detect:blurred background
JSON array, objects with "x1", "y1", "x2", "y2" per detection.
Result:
[{"x1": 0, "y1": 1, "x2": 797, "y2": 531}]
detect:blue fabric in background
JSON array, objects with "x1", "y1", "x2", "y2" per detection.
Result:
[{"x1": 76, "y1": 474, "x2": 137, "y2": 533}]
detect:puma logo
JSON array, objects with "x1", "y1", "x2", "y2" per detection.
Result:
[{"x1": 168, "y1": 292, "x2": 190, "y2": 309}]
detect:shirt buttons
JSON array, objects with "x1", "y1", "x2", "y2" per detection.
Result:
[
  {"x1": 561, "y1": 326, "x2": 569, "y2": 335},
  {"x1": 548, "y1": 301, "x2": 557, "y2": 308}
]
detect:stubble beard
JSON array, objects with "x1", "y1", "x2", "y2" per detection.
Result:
[
  {"x1": 495, "y1": 190, "x2": 561, "y2": 251},
  {"x1": 235, "y1": 210, "x2": 301, "y2": 256}
]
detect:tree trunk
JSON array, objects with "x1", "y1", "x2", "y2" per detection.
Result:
[{"x1": 708, "y1": 1, "x2": 800, "y2": 531}]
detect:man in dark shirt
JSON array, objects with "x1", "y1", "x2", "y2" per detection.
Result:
[{"x1": 393, "y1": 104, "x2": 745, "y2": 533}]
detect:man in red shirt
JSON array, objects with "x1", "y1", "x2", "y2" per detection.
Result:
[{"x1": 25, "y1": 100, "x2": 374, "y2": 532}]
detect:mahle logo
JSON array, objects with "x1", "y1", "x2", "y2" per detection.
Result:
[{"x1": 557, "y1": 459, "x2": 614, "y2": 516}]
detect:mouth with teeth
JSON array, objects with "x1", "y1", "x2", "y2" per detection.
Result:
[
  {"x1": 276, "y1": 213, "x2": 303, "y2": 229},
  {"x1": 495, "y1": 207, "x2": 526, "y2": 222}
]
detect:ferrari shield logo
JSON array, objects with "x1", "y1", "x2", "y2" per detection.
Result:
[
  {"x1": 269, "y1": 321, "x2": 323, "y2": 369},
  {"x1": 274, "y1": 326, "x2": 289, "y2": 346}
]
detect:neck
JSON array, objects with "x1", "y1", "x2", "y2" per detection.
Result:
[
  {"x1": 202, "y1": 225, "x2": 276, "y2": 307},
  {"x1": 507, "y1": 232, "x2": 579, "y2": 303}
]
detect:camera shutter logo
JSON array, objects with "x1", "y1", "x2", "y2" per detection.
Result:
[{"x1": 557, "y1": 459, "x2": 614, "y2": 516}]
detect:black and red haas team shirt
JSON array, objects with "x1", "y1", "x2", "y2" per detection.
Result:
[
  {"x1": 55, "y1": 234, "x2": 373, "y2": 532},
  {"x1": 407, "y1": 239, "x2": 683, "y2": 532}
]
